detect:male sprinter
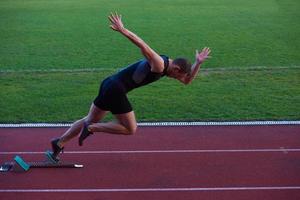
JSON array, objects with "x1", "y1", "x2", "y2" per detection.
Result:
[{"x1": 46, "y1": 13, "x2": 211, "y2": 162}]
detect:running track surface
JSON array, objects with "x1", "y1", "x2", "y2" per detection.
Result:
[{"x1": 0, "y1": 125, "x2": 300, "y2": 200}]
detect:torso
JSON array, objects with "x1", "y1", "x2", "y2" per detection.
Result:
[{"x1": 108, "y1": 55, "x2": 169, "y2": 93}]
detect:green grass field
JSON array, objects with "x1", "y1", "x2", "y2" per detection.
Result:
[
  {"x1": 1, "y1": 68, "x2": 299, "y2": 123},
  {"x1": 0, "y1": 0, "x2": 299, "y2": 122}
]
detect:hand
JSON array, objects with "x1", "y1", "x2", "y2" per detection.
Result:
[
  {"x1": 108, "y1": 12, "x2": 125, "y2": 32},
  {"x1": 195, "y1": 47, "x2": 211, "y2": 64}
]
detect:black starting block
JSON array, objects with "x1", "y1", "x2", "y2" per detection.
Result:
[{"x1": 0, "y1": 155, "x2": 83, "y2": 172}]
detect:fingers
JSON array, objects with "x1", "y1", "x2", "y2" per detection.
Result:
[
  {"x1": 110, "y1": 12, "x2": 116, "y2": 20},
  {"x1": 200, "y1": 47, "x2": 211, "y2": 56},
  {"x1": 108, "y1": 12, "x2": 120, "y2": 30},
  {"x1": 205, "y1": 48, "x2": 211, "y2": 56},
  {"x1": 195, "y1": 47, "x2": 212, "y2": 62},
  {"x1": 115, "y1": 11, "x2": 121, "y2": 21},
  {"x1": 108, "y1": 13, "x2": 116, "y2": 24},
  {"x1": 108, "y1": 12, "x2": 123, "y2": 31},
  {"x1": 109, "y1": 12, "x2": 121, "y2": 22},
  {"x1": 202, "y1": 47, "x2": 210, "y2": 53},
  {"x1": 112, "y1": 12, "x2": 118, "y2": 21},
  {"x1": 110, "y1": 25, "x2": 117, "y2": 31},
  {"x1": 108, "y1": 15, "x2": 115, "y2": 24},
  {"x1": 197, "y1": 47, "x2": 211, "y2": 56}
]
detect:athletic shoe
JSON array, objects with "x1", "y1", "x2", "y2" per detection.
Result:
[
  {"x1": 45, "y1": 150, "x2": 59, "y2": 163},
  {"x1": 78, "y1": 121, "x2": 93, "y2": 146},
  {"x1": 45, "y1": 138, "x2": 64, "y2": 163}
]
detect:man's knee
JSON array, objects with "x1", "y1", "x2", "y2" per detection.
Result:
[
  {"x1": 127, "y1": 124, "x2": 137, "y2": 135},
  {"x1": 84, "y1": 115, "x2": 99, "y2": 124}
]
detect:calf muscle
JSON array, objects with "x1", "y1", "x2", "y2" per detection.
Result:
[{"x1": 89, "y1": 121, "x2": 136, "y2": 135}]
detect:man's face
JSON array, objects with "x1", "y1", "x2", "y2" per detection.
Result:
[{"x1": 169, "y1": 66, "x2": 187, "y2": 80}]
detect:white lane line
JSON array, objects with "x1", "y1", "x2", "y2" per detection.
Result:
[
  {"x1": 1, "y1": 121, "x2": 300, "y2": 127},
  {"x1": 1, "y1": 186, "x2": 300, "y2": 192},
  {"x1": 0, "y1": 148, "x2": 300, "y2": 155}
]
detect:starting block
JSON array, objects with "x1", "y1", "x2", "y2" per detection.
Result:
[{"x1": 0, "y1": 155, "x2": 83, "y2": 172}]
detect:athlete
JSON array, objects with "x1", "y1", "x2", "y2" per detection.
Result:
[{"x1": 46, "y1": 12, "x2": 211, "y2": 162}]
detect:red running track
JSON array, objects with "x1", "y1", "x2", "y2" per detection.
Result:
[{"x1": 0, "y1": 125, "x2": 300, "y2": 200}]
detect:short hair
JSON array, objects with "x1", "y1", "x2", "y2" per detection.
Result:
[{"x1": 173, "y1": 57, "x2": 192, "y2": 74}]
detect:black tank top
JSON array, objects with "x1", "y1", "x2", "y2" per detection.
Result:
[{"x1": 109, "y1": 55, "x2": 169, "y2": 93}]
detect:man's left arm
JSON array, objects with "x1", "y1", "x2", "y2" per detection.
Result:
[{"x1": 182, "y1": 48, "x2": 211, "y2": 84}]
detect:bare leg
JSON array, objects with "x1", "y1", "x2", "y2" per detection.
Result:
[
  {"x1": 58, "y1": 104, "x2": 108, "y2": 147},
  {"x1": 88, "y1": 111, "x2": 137, "y2": 135}
]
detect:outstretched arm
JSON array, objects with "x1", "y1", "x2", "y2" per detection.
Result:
[
  {"x1": 108, "y1": 12, "x2": 164, "y2": 73},
  {"x1": 182, "y1": 47, "x2": 211, "y2": 84}
]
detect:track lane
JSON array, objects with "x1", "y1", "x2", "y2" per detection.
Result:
[
  {"x1": 0, "y1": 125, "x2": 299, "y2": 152},
  {"x1": 0, "y1": 125, "x2": 299, "y2": 200}
]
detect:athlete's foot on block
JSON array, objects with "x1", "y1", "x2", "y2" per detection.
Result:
[
  {"x1": 45, "y1": 138, "x2": 64, "y2": 163},
  {"x1": 78, "y1": 122, "x2": 93, "y2": 146},
  {"x1": 45, "y1": 150, "x2": 60, "y2": 163}
]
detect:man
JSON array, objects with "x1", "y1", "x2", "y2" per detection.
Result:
[{"x1": 46, "y1": 12, "x2": 211, "y2": 162}]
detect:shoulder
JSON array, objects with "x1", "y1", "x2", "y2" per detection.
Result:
[
  {"x1": 160, "y1": 55, "x2": 169, "y2": 67},
  {"x1": 148, "y1": 54, "x2": 165, "y2": 73}
]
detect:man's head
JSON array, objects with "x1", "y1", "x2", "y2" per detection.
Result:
[{"x1": 167, "y1": 57, "x2": 192, "y2": 79}]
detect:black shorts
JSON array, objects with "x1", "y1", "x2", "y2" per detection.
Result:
[{"x1": 93, "y1": 78, "x2": 133, "y2": 114}]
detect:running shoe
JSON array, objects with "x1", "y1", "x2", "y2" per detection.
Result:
[{"x1": 45, "y1": 138, "x2": 64, "y2": 163}]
